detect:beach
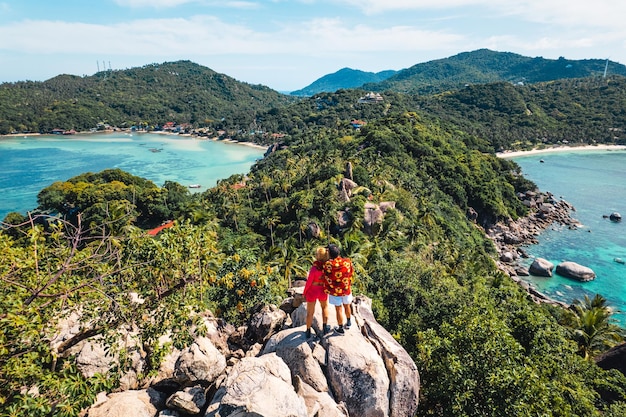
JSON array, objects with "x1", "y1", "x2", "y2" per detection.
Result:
[{"x1": 496, "y1": 144, "x2": 626, "y2": 158}]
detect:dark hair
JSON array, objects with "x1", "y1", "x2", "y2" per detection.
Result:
[{"x1": 327, "y1": 244, "x2": 340, "y2": 259}]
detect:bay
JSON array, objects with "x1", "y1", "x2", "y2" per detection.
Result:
[
  {"x1": 511, "y1": 149, "x2": 626, "y2": 325},
  {"x1": 0, "y1": 132, "x2": 266, "y2": 219}
]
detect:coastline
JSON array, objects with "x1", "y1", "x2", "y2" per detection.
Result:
[
  {"x1": 496, "y1": 144, "x2": 626, "y2": 158},
  {"x1": 1, "y1": 130, "x2": 269, "y2": 151}
]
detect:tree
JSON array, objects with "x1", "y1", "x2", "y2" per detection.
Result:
[{"x1": 564, "y1": 294, "x2": 624, "y2": 359}]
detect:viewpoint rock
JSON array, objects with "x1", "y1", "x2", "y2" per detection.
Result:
[{"x1": 82, "y1": 295, "x2": 419, "y2": 417}]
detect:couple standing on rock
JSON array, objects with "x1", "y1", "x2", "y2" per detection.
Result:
[{"x1": 303, "y1": 243, "x2": 354, "y2": 338}]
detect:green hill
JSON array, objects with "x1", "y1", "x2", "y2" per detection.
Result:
[
  {"x1": 0, "y1": 60, "x2": 294, "y2": 135},
  {"x1": 290, "y1": 67, "x2": 397, "y2": 96},
  {"x1": 364, "y1": 49, "x2": 626, "y2": 94}
]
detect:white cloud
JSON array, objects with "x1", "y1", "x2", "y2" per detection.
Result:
[
  {"x1": 0, "y1": 15, "x2": 464, "y2": 57},
  {"x1": 335, "y1": 0, "x2": 626, "y2": 29}
]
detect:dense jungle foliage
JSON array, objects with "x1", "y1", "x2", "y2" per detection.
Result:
[
  {"x1": 366, "y1": 48, "x2": 626, "y2": 94},
  {"x1": 3, "y1": 58, "x2": 626, "y2": 416},
  {"x1": 0, "y1": 60, "x2": 294, "y2": 135}
]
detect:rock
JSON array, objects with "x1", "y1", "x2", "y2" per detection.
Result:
[
  {"x1": 610, "y1": 212, "x2": 622, "y2": 222},
  {"x1": 85, "y1": 388, "x2": 166, "y2": 417},
  {"x1": 555, "y1": 261, "x2": 596, "y2": 282},
  {"x1": 324, "y1": 326, "x2": 390, "y2": 417},
  {"x1": 467, "y1": 207, "x2": 478, "y2": 222},
  {"x1": 353, "y1": 296, "x2": 420, "y2": 417},
  {"x1": 294, "y1": 376, "x2": 349, "y2": 417},
  {"x1": 166, "y1": 386, "x2": 206, "y2": 415},
  {"x1": 174, "y1": 336, "x2": 226, "y2": 385},
  {"x1": 263, "y1": 327, "x2": 329, "y2": 393},
  {"x1": 500, "y1": 251, "x2": 516, "y2": 263},
  {"x1": 306, "y1": 221, "x2": 321, "y2": 239},
  {"x1": 596, "y1": 342, "x2": 626, "y2": 375},
  {"x1": 378, "y1": 201, "x2": 396, "y2": 213},
  {"x1": 364, "y1": 202, "x2": 384, "y2": 235},
  {"x1": 529, "y1": 258, "x2": 554, "y2": 277},
  {"x1": 76, "y1": 336, "x2": 117, "y2": 379},
  {"x1": 244, "y1": 304, "x2": 287, "y2": 344},
  {"x1": 204, "y1": 353, "x2": 308, "y2": 417}
]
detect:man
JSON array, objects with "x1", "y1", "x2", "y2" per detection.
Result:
[{"x1": 323, "y1": 243, "x2": 354, "y2": 334}]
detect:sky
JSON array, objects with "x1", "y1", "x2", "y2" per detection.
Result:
[{"x1": 0, "y1": 0, "x2": 625, "y2": 92}]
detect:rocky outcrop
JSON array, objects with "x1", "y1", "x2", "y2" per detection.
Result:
[
  {"x1": 596, "y1": 342, "x2": 626, "y2": 375},
  {"x1": 555, "y1": 261, "x2": 596, "y2": 282},
  {"x1": 81, "y1": 295, "x2": 420, "y2": 417},
  {"x1": 486, "y1": 190, "x2": 578, "y2": 306},
  {"x1": 609, "y1": 212, "x2": 622, "y2": 222},
  {"x1": 205, "y1": 354, "x2": 309, "y2": 417}
]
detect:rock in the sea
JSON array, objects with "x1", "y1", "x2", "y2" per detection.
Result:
[
  {"x1": 609, "y1": 212, "x2": 622, "y2": 222},
  {"x1": 555, "y1": 261, "x2": 596, "y2": 282},
  {"x1": 529, "y1": 258, "x2": 554, "y2": 277}
]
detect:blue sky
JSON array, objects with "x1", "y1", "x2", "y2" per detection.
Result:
[{"x1": 0, "y1": 0, "x2": 624, "y2": 91}]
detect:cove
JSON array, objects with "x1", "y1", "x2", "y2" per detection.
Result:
[{"x1": 0, "y1": 132, "x2": 266, "y2": 219}]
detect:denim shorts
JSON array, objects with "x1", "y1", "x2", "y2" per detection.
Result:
[{"x1": 328, "y1": 293, "x2": 353, "y2": 306}]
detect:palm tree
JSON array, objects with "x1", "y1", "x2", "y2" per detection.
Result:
[
  {"x1": 567, "y1": 294, "x2": 624, "y2": 359},
  {"x1": 268, "y1": 238, "x2": 308, "y2": 289}
]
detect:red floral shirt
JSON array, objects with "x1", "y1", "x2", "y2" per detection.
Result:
[{"x1": 323, "y1": 257, "x2": 353, "y2": 296}]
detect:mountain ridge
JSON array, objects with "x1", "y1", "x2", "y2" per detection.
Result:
[{"x1": 289, "y1": 67, "x2": 397, "y2": 96}]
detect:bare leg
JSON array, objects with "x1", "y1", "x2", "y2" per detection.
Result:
[
  {"x1": 335, "y1": 304, "x2": 344, "y2": 327},
  {"x1": 320, "y1": 300, "x2": 329, "y2": 325},
  {"x1": 343, "y1": 303, "x2": 351, "y2": 321},
  {"x1": 306, "y1": 301, "x2": 316, "y2": 329}
]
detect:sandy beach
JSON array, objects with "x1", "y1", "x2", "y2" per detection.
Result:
[{"x1": 497, "y1": 144, "x2": 626, "y2": 158}]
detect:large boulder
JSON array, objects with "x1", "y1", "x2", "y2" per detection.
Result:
[
  {"x1": 596, "y1": 342, "x2": 626, "y2": 375},
  {"x1": 244, "y1": 304, "x2": 287, "y2": 344},
  {"x1": 529, "y1": 258, "x2": 554, "y2": 277},
  {"x1": 324, "y1": 327, "x2": 390, "y2": 417},
  {"x1": 204, "y1": 353, "x2": 308, "y2": 417},
  {"x1": 353, "y1": 296, "x2": 420, "y2": 417},
  {"x1": 85, "y1": 388, "x2": 166, "y2": 417},
  {"x1": 174, "y1": 336, "x2": 226, "y2": 385},
  {"x1": 610, "y1": 212, "x2": 622, "y2": 222},
  {"x1": 556, "y1": 261, "x2": 596, "y2": 281},
  {"x1": 294, "y1": 376, "x2": 349, "y2": 417},
  {"x1": 263, "y1": 327, "x2": 329, "y2": 392}
]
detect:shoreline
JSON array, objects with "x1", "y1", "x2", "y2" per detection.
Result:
[
  {"x1": 496, "y1": 144, "x2": 626, "y2": 158},
  {"x1": 0, "y1": 130, "x2": 269, "y2": 150}
]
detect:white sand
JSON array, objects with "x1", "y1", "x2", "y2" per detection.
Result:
[{"x1": 496, "y1": 144, "x2": 626, "y2": 158}]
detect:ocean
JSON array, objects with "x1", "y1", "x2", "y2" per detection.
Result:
[
  {"x1": 511, "y1": 149, "x2": 626, "y2": 326},
  {"x1": 0, "y1": 132, "x2": 266, "y2": 219}
]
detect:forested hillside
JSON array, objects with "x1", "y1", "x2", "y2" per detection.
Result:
[
  {"x1": 0, "y1": 60, "x2": 294, "y2": 135},
  {"x1": 365, "y1": 49, "x2": 626, "y2": 94},
  {"x1": 414, "y1": 76, "x2": 626, "y2": 150},
  {"x1": 3, "y1": 59, "x2": 626, "y2": 416},
  {"x1": 290, "y1": 67, "x2": 397, "y2": 96}
]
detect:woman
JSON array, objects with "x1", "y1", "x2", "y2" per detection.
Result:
[{"x1": 303, "y1": 246, "x2": 331, "y2": 338}]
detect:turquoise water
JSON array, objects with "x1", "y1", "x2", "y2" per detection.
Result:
[
  {"x1": 0, "y1": 132, "x2": 266, "y2": 219},
  {"x1": 511, "y1": 150, "x2": 626, "y2": 325}
]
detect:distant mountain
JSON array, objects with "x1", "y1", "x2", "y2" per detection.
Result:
[
  {"x1": 290, "y1": 68, "x2": 397, "y2": 96},
  {"x1": 0, "y1": 60, "x2": 294, "y2": 135},
  {"x1": 363, "y1": 49, "x2": 626, "y2": 94}
]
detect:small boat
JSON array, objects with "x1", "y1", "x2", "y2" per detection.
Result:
[
  {"x1": 188, "y1": 184, "x2": 202, "y2": 189},
  {"x1": 614, "y1": 257, "x2": 625, "y2": 264},
  {"x1": 539, "y1": 159, "x2": 545, "y2": 163}
]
